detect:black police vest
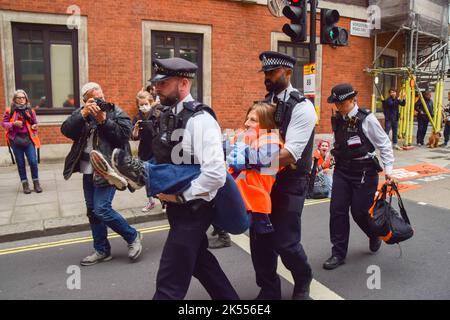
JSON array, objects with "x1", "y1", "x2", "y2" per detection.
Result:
[
  {"x1": 265, "y1": 90, "x2": 315, "y2": 177},
  {"x1": 151, "y1": 101, "x2": 217, "y2": 164},
  {"x1": 331, "y1": 108, "x2": 377, "y2": 172}
]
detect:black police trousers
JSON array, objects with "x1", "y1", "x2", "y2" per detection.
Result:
[
  {"x1": 153, "y1": 199, "x2": 239, "y2": 300},
  {"x1": 329, "y1": 168, "x2": 379, "y2": 259},
  {"x1": 249, "y1": 176, "x2": 312, "y2": 300}
]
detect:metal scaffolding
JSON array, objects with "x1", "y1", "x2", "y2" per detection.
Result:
[{"x1": 365, "y1": 0, "x2": 449, "y2": 146}]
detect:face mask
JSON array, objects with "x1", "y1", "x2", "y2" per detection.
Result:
[{"x1": 139, "y1": 104, "x2": 151, "y2": 113}]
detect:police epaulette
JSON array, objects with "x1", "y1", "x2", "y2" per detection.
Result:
[
  {"x1": 289, "y1": 91, "x2": 306, "y2": 103},
  {"x1": 357, "y1": 108, "x2": 371, "y2": 115}
]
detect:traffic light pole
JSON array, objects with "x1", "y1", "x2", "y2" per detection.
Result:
[{"x1": 309, "y1": 0, "x2": 317, "y2": 64}]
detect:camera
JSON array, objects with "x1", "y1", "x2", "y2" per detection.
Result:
[{"x1": 94, "y1": 98, "x2": 115, "y2": 112}]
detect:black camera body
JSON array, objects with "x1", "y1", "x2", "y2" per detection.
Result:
[{"x1": 94, "y1": 98, "x2": 115, "y2": 113}]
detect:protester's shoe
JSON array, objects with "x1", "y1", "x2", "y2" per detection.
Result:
[
  {"x1": 208, "y1": 231, "x2": 231, "y2": 249},
  {"x1": 111, "y1": 149, "x2": 146, "y2": 190},
  {"x1": 142, "y1": 199, "x2": 156, "y2": 212},
  {"x1": 369, "y1": 237, "x2": 382, "y2": 253},
  {"x1": 394, "y1": 144, "x2": 402, "y2": 150},
  {"x1": 80, "y1": 251, "x2": 112, "y2": 266},
  {"x1": 22, "y1": 181, "x2": 31, "y2": 194},
  {"x1": 33, "y1": 180, "x2": 43, "y2": 193},
  {"x1": 90, "y1": 150, "x2": 128, "y2": 191},
  {"x1": 323, "y1": 256, "x2": 345, "y2": 270},
  {"x1": 128, "y1": 232, "x2": 143, "y2": 261}
]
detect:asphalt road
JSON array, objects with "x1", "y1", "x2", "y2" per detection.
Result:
[{"x1": 0, "y1": 199, "x2": 449, "y2": 300}]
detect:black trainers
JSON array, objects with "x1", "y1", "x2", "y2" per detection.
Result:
[
  {"x1": 111, "y1": 149, "x2": 147, "y2": 190},
  {"x1": 369, "y1": 237, "x2": 382, "y2": 253}
]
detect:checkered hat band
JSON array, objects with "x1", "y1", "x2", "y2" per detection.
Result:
[
  {"x1": 333, "y1": 91, "x2": 355, "y2": 101},
  {"x1": 262, "y1": 57, "x2": 294, "y2": 69},
  {"x1": 154, "y1": 65, "x2": 195, "y2": 78}
]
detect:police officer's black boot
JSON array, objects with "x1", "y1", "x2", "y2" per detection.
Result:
[
  {"x1": 208, "y1": 229, "x2": 231, "y2": 249},
  {"x1": 369, "y1": 237, "x2": 382, "y2": 253},
  {"x1": 323, "y1": 256, "x2": 345, "y2": 270},
  {"x1": 22, "y1": 181, "x2": 31, "y2": 194}
]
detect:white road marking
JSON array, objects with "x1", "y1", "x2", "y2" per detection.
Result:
[
  {"x1": 418, "y1": 202, "x2": 428, "y2": 206},
  {"x1": 230, "y1": 233, "x2": 344, "y2": 300}
]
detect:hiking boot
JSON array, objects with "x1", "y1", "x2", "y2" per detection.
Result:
[
  {"x1": 80, "y1": 251, "x2": 112, "y2": 266},
  {"x1": 111, "y1": 149, "x2": 146, "y2": 190},
  {"x1": 33, "y1": 180, "x2": 43, "y2": 193},
  {"x1": 128, "y1": 232, "x2": 143, "y2": 261},
  {"x1": 208, "y1": 231, "x2": 231, "y2": 249},
  {"x1": 22, "y1": 181, "x2": 31, "y2": 194},
  {"x1": 90, "y1": 150, "x2": 128, "y2": 191}
]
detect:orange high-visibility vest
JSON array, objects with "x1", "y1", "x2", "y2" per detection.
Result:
[
  {"x1": 5, "y1": 107, "x2": 41, "y2": 148},
  {"x1": 230, "y1": 132, "x2": 282, "y2": 214}
]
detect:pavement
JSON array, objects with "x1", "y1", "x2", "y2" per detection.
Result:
[{"x1": 0, "y1": 133, "x2": 449, "y2": 243}]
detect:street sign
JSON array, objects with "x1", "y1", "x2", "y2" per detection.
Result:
[
  {"x1": 304, "y1": 63, "x2": 316, "y2": 75},
  {"x1": 350, "y1": 20, "x2": 370, "y2": 38},
  {"x1": 303, "y1": 63, "x2": 316, "y2": 95}
]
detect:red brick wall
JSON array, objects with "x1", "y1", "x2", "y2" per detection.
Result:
[{"x1": 0, "y1": 0, "x2": 394, "y2": 145}]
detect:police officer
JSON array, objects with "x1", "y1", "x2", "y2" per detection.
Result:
[
  {"x1": 323, "y1": 83, "x2": 394, "y2": 270},
  {"x1": 110, "y1": 57, "x2": 239, "y2": 300},
  {"x1": 251, "y1": 51, "x2": 317, "y2": 300}
]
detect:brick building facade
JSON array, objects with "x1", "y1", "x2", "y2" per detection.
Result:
[{"x1": 0, "y1": 0, "x2": 402, "y2": 159}]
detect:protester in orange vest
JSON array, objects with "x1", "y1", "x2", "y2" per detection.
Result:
[
  {"x1": 2, "y1": 89, "x2": 42, "y2": 194},
  {"x1": 226, "y1": 101, "x2": 282, "y2": 237},
  {"x1": 310, "y1": 139, "x2": 333, "y2": 198}
]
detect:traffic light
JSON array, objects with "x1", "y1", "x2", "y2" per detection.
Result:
[
  {"x1": 320, "y1": 9, "x2": 348, "y2": 46},
  {"x1": 282, "y1": 0, "x2": 307, "y2": 43}
]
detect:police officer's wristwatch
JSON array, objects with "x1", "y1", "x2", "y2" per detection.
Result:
[{"x1": 175, "y1": 193, "x2": 187, "y2": 204}]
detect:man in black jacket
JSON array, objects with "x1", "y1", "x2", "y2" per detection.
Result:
[
  {"x1": 382, "y1": 88, "x2": 405, "y2": 150},
  {"x1": 61, "y1": 82, "x2": 143, "y2": 266},
  {"x1": 415, "y1": 90, "x2": 434, "y2": 146}
]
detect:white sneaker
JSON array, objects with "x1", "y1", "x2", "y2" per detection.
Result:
[
  {"x1": 80, "y1": 251, "x2": 112, "y2": 266},
  {"x1": 141, "y1": 200, "x2": 156, "y2": 212},
  {"x1": 128, "y1": 232, "x2": 143, "y2": 261},
  {"x1": 394, "y1": 144, "x2": 402, "y2": 150},
  {"x1": 90, "y1": 150, "x2": 128, "y2": 191}
]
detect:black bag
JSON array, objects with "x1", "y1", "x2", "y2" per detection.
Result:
[
  {"x1": 368, "y1": 182, "x2": 414, "y2": 245},
  {"x1": 12, "y1": 132, "x2": 31, "y2": 148}
]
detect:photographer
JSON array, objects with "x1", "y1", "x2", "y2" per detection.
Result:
[
  {"x1": 132, "y1": 90, "x2": 158, "y2": 212},
  {"x1": 61, "y1": 82, "x2": 143, "y2": 266}
]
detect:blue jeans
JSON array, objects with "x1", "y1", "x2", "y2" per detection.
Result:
[
  {"x1": 83, "y1": 174, "x2": 138, "y2": 255},
  {"x1": 384, "y1": 118, "x2": 399, "y2": 144},
  {"x1": 11, "y1": 142, "x2": 39, "y2": 182}
]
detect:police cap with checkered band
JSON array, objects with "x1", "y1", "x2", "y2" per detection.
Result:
[
  {"x1": 150, "y1": 57, "x2": 198, "y2": 83},
  {"x1": 259, "y1": 51, "x2": 296, "y2": 72},
  {"x1": 327, "y1": 83, "x2": 358, "y2": 103}
]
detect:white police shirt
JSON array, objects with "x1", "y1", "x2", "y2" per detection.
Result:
[
  {"x1": 342, "y1": 104, "x2": 395, "y2": 175},
  {"x1": 172, "y1": 94, "x2": 226, "y2": 202},
  {"x1": 272, "y1": 84, "x2": 317, "y2": 162}
]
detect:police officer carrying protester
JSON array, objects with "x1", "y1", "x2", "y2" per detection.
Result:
[
  {"x1": 323, "y1": 83, "x2": 394, "y2": 270},
  {"x1": 253, "y1": 51, "x2": 317, "y2": 300},
  {"x1": 109, "y1": 58, "x2": 239, "y2": 300}
]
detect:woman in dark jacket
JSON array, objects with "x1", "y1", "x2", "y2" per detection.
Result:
[
  {"x1": 131, "y1": 90, "x2": 159, "y2": 212},
  {"x1": 2, "y1": 89, "x2": 42, "y2": 194}
]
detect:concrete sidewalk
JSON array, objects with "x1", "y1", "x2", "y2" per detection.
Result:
[
  {"x1": 0, "y1": 133, "x2": 449, "y2": 243},
  {"x1": 0, "y1": 162, "x2": 165, "y2": 242}
]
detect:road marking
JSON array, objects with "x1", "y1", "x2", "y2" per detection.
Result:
[
  {"x1": 230, "y1": 233, "x2": 344, "y2": 300},
  {"x1": 0, "y1": 224, "x2": 170, "y2": 256},
  {"x1": 418, "y1": 202, "x2": 427, "y2": 206},
  {"x1": 305, "y1": 198, "x2": 330, "y2": 206}
]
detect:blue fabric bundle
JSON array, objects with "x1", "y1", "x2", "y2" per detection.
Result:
[{"x1": 144, "y1": 161, "x2": 249, "y2": 234}]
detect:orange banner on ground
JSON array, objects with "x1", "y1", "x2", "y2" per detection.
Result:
[{"x1": 386, "y1": 163, "x2": 450, "y2": 181}]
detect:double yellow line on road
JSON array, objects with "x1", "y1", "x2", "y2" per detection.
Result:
[
  {"x1": 0, "y1": 198, "x2": 330, "y2": 256},
  {"x1": 0, "y1": 224, "x2": 170, "y2": 256}
]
